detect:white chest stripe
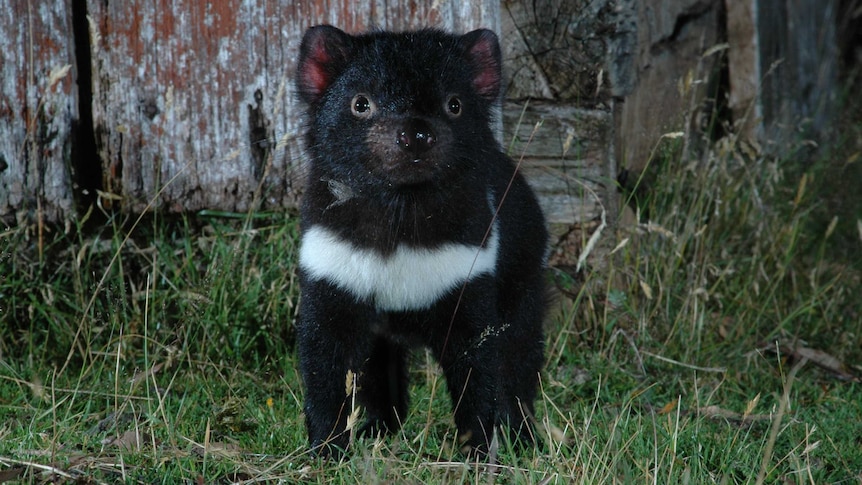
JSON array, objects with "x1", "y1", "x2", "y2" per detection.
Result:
[{"x1": 300, "y1": 225, "x2": 499, "y2": 312}]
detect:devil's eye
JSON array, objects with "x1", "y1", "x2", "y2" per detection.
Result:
[
  {"x1": 446, "y1": 96, "x2": 462, "y2": 117},
  {"x1": 351, "y1": 94, "x2": 376, "y2": 118}
]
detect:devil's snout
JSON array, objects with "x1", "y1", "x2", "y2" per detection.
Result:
[{"x1": 397, "y1": 119, "x2": 436, "y2": 158}]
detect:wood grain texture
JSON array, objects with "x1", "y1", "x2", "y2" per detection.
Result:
[
  {"x1": 0, "y1": 1, "x2": 77, "y2": 224},
  {"x1": 500, "y1": 0, "x2": 624, "y2": 226},
  {"x1": 503, "y1": 102, "x2": 610, "y2": 224},
  {"x1": 87, "y1": 0, "x2": 500, "y2": 214},
  {"x1": 617, "y1": 0, "x2": 721, "y2": 172}
]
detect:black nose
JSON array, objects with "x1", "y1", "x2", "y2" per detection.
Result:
[{"x1": 397, "y1": 119, "x2": 436, "y2": 156}]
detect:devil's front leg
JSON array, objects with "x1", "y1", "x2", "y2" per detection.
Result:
[
  {"x1": 296, "y1": 278, "x2": 376, "y2": 455},
  {"x1": 430, "y1": 280, "x2": 512, "y2": 454}
]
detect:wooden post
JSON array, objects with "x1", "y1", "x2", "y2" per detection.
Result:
[
  {"x1": 86, "y1": 0, "x2": 500, "y2": 214},
  {"x1": 754, "y1": 0, "x2": 839, "y2": 150},
  {"x1": 617, "y1": 0, "x2": 723, "y2": 173},
  {"x1": 725, "y1": 0, "x2": 763, "y2": 141},
  {"x1": 0, "y1": 1, "x2": 77, "y2": 224},
  {"x1": 1, "y1": 1, "x2": 499, "y2": 222}
]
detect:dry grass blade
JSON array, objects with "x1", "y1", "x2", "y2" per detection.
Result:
[
  {"x1": 0, "y1": 457, "x2": 75, "y2": 481},
  {"x1": 697, "y1": 405, "x2": 772, "y2": 424},
  {"x1": 774, "y1": 338, "x2": 860, "y2": 382},
  {"x1": 641, "y1": 351, "x2": 727, "y2": 373},
  {"x1": 756, "y1": 357, "x2": 807, "y2": 485}
]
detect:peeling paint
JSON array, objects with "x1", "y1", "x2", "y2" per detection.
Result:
[
  {"x1": 0, "y1": 0, "x2": 76, "y2": 223},
  {"x1": 4, "y1": 1, "x2": 503, "y2": 220}
]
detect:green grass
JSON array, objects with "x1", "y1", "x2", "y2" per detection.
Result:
[{"x1": 1, "y1": 131, "x2": 861, "y2": 483}]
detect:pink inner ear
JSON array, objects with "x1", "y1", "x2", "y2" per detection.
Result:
[
  {"x1": 299, "y1": 39, "x2": 335, "y2": 99},
  {"x1": 468, "y1": 35, "x2": 501, "y2": 100},
  {"x1": 473, "y1": 68, "x2": 500, "y2": 99},
  {"x1": 301, "y1": 60, "x2": 330, "y2": 97}
]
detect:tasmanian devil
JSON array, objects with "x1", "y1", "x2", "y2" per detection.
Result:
[{"x1": 294, "y1": 24, "x2": 548, "y2": 456}]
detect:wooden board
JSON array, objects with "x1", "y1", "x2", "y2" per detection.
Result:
[
  {"x1": 0, "y1": 1, "x2": 77, "y2": 224},
  {"x1": 617, "y1": 0, "x2": 722, "y2": 173},
  {"x1": 503, "y1": 102, "x2": 611, "y2": 224},
  {"x1": 754, "y1": 0, "x2": 839, "y2": 149},
  {"x1": 87, "y1": 0, "x2": 500, "y2": 214}
]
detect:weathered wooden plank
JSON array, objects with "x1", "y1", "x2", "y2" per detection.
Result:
[
  {"x1": 725, "y1": 0, "x2": 762, "y2": 141},
  {"x1": 725, "y1": 0, "x2": 841, "y2": 151},
  {"x1": 501, "y1": 0, "x2": 614, "y2": 102},
  {"x1": 617, "y1": 0, "x2": 722, "y2": 173},
  {"x1": 0, "y1": 1, "x2": 77, "y2": 224},
  {"x1": 504, "y1": 103, "x2": 610, "y2": 162},
  {"x1": 503, "y1": 102, "x2": 610, "y2": 224},
  {"x1": 89, "y1": 0, "x2": 296, "y2": 213},
  {"x1": 755, "y1": 0, "x2": 839, "y2": 150},
  {"x1": 87, "y1": 0, "x2": 500, "y2": 214},
  {"x1": 498, "y1": 0, "x2": 621, "y2": 227}
]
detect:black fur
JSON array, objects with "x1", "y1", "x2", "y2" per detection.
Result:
[{"x1": 294, "y1": 25, "x2": 548, "y2": 456}]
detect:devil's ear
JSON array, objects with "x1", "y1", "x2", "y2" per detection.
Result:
[
  {"x1": 460, "y1": 29, "x2": 502, "y2": 102},
  {"x1": 296, "y1": 25, "x2": 354, "y2": 103}
]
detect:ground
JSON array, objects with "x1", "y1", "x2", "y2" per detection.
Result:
[{"x1": 1, "y1": 124, "x2": 861, "y2": 483}]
